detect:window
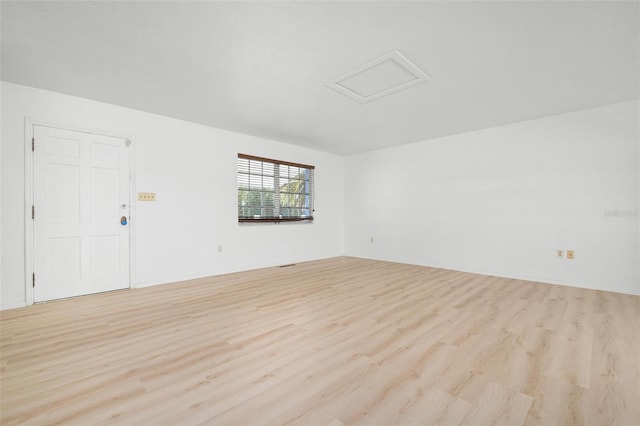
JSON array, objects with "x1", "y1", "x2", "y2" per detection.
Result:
[{"x1": 238, "y1": 154, "x2": 315, "y2": 223}]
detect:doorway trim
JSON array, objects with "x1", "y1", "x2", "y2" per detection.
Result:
[{"x1": 24, "y1": 118, "x2": 137, "y2": 306}]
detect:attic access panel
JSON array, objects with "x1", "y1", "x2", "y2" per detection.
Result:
[{"x1": 327, "y1": 50, "x2": 430, "y2": 103}]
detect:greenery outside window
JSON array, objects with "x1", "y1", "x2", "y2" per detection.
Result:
[{"x1": 238, "y1": 154, "x2": 315, "y2": 223}]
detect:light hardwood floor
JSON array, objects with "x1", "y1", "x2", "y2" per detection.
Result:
[{"x1": 1, "y1": 257, "x2": 638, "y2": 425}]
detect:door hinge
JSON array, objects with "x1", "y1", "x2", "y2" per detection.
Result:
[
  {"x1": 32, "y1": 205, "x2": 35, "y2": 220},
  {"x1": 32, "y1": 137, "x2": 35, "y2": 152},
  {"x1": 32, "y1": 273, "x2": 35, "y2": 288}
]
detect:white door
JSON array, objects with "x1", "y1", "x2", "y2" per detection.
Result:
[{"x1": 33, "y1": 125, "x2": 131, "y2": 302}]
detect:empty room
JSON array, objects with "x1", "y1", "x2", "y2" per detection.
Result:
[{"x1": 1, "y1": 1, "x2": 638, "y2": 425}]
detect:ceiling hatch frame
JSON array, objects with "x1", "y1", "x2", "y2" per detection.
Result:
[{"x1": 326, "y1": 50, "x2": 431, "y2": 103}]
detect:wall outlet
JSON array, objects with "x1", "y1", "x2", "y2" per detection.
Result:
[
  {"x1": 557, "y1": 250, "x2": 564, "y2": 258},
  {"x1": 567, "y1": 250, "x2": 574, "y2": 259},
  {"x1": 218, "y1": 245, "x2": 223, "y2": 253},
  {"x1": 138, "y1": 192, "x2": 156, "y2": 201}
]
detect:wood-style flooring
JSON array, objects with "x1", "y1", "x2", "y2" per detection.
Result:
[{"x1": 1, "y1": 257, "x2": 638, "y2": 425}]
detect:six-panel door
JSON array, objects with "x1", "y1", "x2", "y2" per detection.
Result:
[{"x1": 33, "y1": 125, "x2": 130, "y2": 302}]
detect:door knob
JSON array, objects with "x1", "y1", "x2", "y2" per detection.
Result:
[{"x1": 121, "y1": 216, "x2": 128, "y2": 226}]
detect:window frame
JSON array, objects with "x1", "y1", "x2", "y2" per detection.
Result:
[{"x1": 237, "y1": 153, "x2": 315, "y2": 223}]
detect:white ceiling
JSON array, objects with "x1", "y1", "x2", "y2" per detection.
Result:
[{"x1": 2, "y1": 1, "x2": 638, "y2": 155}]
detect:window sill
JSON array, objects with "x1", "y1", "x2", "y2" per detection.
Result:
[{"x1": 238, "y1": 217, "x2": 314, "y2": 224}]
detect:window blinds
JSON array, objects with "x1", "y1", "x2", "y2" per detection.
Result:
[{"x1": 237, "y1": 154, "x2": 315, "y2": 222}]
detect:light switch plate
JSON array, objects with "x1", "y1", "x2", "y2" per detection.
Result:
[{"x1": 138, "y1": 192, "x2": 156, "y2": 201}]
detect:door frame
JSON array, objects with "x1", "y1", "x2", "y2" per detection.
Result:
[{"x1": 24, "y1": 118, "x2": 137, "y2": 306}]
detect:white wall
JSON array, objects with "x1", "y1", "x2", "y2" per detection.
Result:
[
  {"x1": 345, "y1": 101, "x2": 639, "y2": 295},
  {"x1": 2, "y1": 81, "x2": 637, "y2": 310},
  {"x1": 1, "y1": 82, "x2": 345, "y2": 309}
]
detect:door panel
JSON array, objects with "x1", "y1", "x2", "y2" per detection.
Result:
[
  {"x1": 91, "y1": 235, "x2": 120, "y2": 276},
  {"x1": 45, "y1": 164, "x2": 80, "y2": 223},
  {"x1": 90, "y1": 143, "x2": 120, "y2": 162},
  {"x1": 46, "y1": 237, "x2": 81, "y2": 281},
  {"x1": 91, "y1": 168, "x2": 120, "y2": 222},
  {"x1": 34, "y1": 125, "x2": 130, "y2": 302},
  {"x1": 45, "y1": 133, "x2": 80, "y2": 157}
]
